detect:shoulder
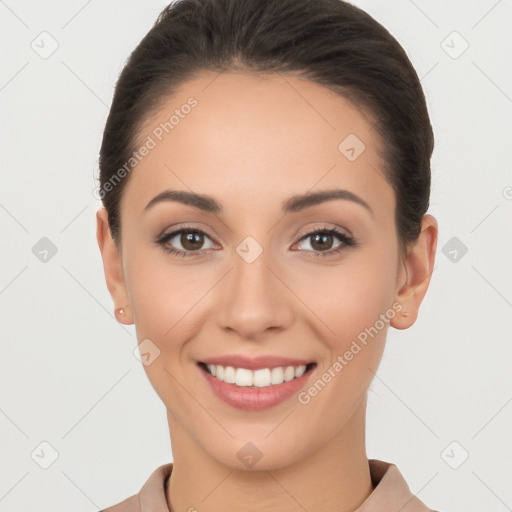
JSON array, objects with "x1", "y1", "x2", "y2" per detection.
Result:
[
  {"x1": 99, "y1": 494, "x2": 141, "y2": 512},
  {"x1": 366, "y1": 459, "x2": 440, "y2": 512},
  {"x1": 98, "y1": 463, "x2": 173, "y2": 512}
]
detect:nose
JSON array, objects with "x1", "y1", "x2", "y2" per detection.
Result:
[{"x1": 216, "y1": 248, "x2": 295, "y2": 341}]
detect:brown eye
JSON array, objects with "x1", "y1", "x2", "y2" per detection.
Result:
[
  {"x1": 180, "y1": 231, "x2": 205, "y2": 251},
  {"x1": 157, "y1": 228, "x2": 216, "y2": 257},
  {"x1": 295, "y1": 228, "x2": 355, "y2": 258},
  {"x1": 309, "y1": 232, "x2": 335, "y2": 251}
]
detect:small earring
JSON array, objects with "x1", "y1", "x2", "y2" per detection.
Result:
[{"x1": 117, "y1": 308, "x2": 125, "y2": 316}]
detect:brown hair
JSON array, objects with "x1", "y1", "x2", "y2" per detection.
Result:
[{"x1": 98, "y1": 0, "x2": 434, "y2": 259}]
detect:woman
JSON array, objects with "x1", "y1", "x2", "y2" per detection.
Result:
[{"x1": 96, "y1": 0, "x2": 439, "y2": 510}]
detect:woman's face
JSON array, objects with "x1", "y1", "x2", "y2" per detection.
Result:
[{"x1": 97, "y1": 71, "x2": 433, "y2": 470}]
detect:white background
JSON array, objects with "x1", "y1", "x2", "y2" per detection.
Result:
[{"x1": 0, "y1": 1, "x2": 511, "y2": 511}]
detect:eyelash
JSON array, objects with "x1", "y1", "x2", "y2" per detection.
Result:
[{"x1": 156, "y1": 224, "x2": 356, "y2": 259}]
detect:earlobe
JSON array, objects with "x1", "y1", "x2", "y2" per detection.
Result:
[
  {"x1": 96, "y1": 207, "x2": 133, "y2": 325},
  {"x1": 390, "y1": 214, "x2": 438, "y2": 330}
]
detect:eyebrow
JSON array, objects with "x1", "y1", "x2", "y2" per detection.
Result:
[{"x1": 144, "y1": 188, "x2": 373, "y2": 217}]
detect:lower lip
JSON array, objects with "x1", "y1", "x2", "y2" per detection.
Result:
[{"x1": 198, "y1": 363, "x2": 316, "y2": 411}]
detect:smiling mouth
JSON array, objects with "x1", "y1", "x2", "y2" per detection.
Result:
[{"x1": 198, "y1": 362, "x2": 317, "y2": 388}]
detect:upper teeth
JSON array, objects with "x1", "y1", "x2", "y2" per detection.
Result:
[{"x1": 206, "y1": 364, "x2": 307, "y2": 387}]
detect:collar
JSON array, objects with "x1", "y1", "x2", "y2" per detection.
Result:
[{"x1": 129, "y1": 458, "x2": 434, "y2": 512}]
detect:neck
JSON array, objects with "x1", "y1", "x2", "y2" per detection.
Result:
[{"x1": 166, "y1": 396, "x2": 373, "y2": 512}]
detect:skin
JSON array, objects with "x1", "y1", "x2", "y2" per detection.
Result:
[{"x1": 96, "y1": 71, "x2": 438, "y2": 512}]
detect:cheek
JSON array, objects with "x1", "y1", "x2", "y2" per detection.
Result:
[
  {"x1": 124, "y1": 242, "x2": 213, "y2": 342},
  {"x1": 294, "y1": 259, "x2": 393, "y2": 421},
  {"x1": 124, "y1": 256, "x2": 211, "y2": 408},
  {"x1": 292, "y1": 249, "x2": 397, "y2": 343}
]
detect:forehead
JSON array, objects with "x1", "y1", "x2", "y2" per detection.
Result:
[{"x1": 123, "y1": 71, "x2": 393, "y2": 219}]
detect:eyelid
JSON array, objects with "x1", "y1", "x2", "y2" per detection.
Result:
[
  {"x1": 157, "y1": 223, "x2": 220, "y2": 243},
  {"x1": 158, "y1": 222, "x2": 350, "y2": 243},
  {"x1": 294, "y1": 222, "x2": 353, "y2": 240}
]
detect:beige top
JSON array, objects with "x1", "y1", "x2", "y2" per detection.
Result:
[{"x1": 101, "y1": 459, "x2": 438, "y2": 512}]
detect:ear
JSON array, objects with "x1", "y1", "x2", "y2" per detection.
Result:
[
  {"x1": 390, "y1": 214, "x2": 438, "y2": 330},
  {"x1": 96, "y1": 207, "x2": 133, "y2": 325}
]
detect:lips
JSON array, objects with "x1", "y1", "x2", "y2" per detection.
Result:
[{"x1": 195, "y1": 354, "x2": 317, "y2": 410}]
